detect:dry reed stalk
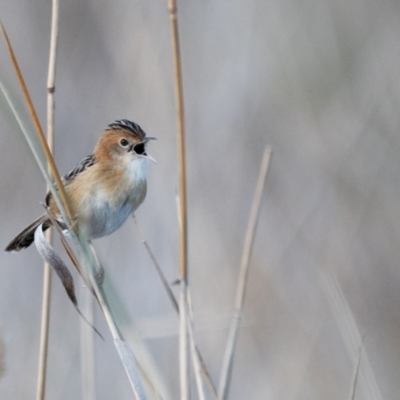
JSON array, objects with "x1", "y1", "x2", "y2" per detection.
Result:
[
  {"x1": 35, "y1": 2, "x2": 59, "y2": 398},
  {"x1": 167, "y1": 0, "x2": 188, "y2": 280},
  {"x1": 218, "y1": 147, "x2": 272, "y2": 400},
  {"x1": 167, "y1": 0, "x2": 190, "y2": 398},
  {"x1": 35, "y1": 229, "x2": 53, "y2": 400}
]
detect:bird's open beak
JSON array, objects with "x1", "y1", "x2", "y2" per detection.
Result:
[
  {"x1": 143, "y1": 153, "x2": 157, "y2": 163},
  {"x1": 131, "y1": 137, "x2": 157, "y2": 163}
]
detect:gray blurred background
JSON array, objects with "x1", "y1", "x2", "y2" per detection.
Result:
[{"x1": 0, "y1": 0, "x2": 400, "y2": 399}]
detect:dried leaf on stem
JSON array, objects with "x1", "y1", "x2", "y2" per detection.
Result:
[{"x1": 34, "y1": 224, "x2": 103, "y2": 340}]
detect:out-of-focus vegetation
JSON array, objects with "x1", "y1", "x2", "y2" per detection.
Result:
[{"x1": 1, "y1": 1, "x2": 400, "y2": 399}]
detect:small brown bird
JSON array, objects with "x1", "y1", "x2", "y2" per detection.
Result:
[{"x1": 5, "y1": 119, "x2": 156, "y2": 252}]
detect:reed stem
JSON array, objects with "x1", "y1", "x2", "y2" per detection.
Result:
[
  {"x1": 167, "y1": 1, "x2": 190, "y2": 398},
  {"x1": 35, "y1": 2, "x2": 59, "y2": 398}
]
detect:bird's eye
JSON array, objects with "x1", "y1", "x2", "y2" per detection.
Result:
[{"x1": 120, "y1": 138, "x2": 129, "y2": 147}]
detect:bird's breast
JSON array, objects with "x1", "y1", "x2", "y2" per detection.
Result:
[{"x1": 77, "y1": 178, "x2": 147, "y2": 239}]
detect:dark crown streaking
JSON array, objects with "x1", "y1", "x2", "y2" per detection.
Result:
[{"x1": 106, "y1": 119, "x2": 146, "y2": 140}]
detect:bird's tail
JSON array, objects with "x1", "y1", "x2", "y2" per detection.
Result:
[{"x1": 5, "y1": 216, "x2": 51, "y2": 252}]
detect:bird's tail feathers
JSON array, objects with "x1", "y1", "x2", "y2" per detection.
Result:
[{"x1": 5, "y1": 216, "x2": 51, "y2": 252}]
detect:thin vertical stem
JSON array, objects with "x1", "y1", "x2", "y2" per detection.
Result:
[
  {"x1": 36, "y1": 1, "x2": 59, "y2": 399},
  {"x1": 187, "y1": 290, "x2": 206, "y2": 400},
  {"x1": 168, "y1": 0, "x2": 188, "y2": 281},
  {"x1": 36, "y1": 231, "x2": 53, "y2": 400},
  {"x1": 179, "y1": 282, "x2": 189, "y2": 400},
  {"x1": 218, "y1": 147, "x2": 272, "y2": 400},
  {"x1": 234, "y1": 148, "x2": 272, "y2": 312},
  {"x1": 167, "y1": 1, "x2": 190, "y2": 399}
]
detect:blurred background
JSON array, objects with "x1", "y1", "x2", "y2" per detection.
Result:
[{"x1": 0, "y1": 0, "x2": 399, "y2": 399}]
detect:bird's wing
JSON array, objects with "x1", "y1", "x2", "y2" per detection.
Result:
[
  {"x1": 45, "y1": 154, "x2": 96, "y2": 207},
  {"x1": 63, "y1": 154, "x2": 95, "y2": 181}
]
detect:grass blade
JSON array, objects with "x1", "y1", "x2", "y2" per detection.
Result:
[{"x1": 115, "y1": 339, "x2": 147, "y2": 400}]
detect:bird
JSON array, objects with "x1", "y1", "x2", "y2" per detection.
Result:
[{"x1": 5, "y1": 119, "x2": 156, "y2": 252}]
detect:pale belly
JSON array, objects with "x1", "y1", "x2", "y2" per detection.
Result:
[
  {"x1": 77, "y1": 186, "x2": 145, "y2": 239},
  {"x1": 81, "y1": 200, "x2": 137, "y2": 239}
]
